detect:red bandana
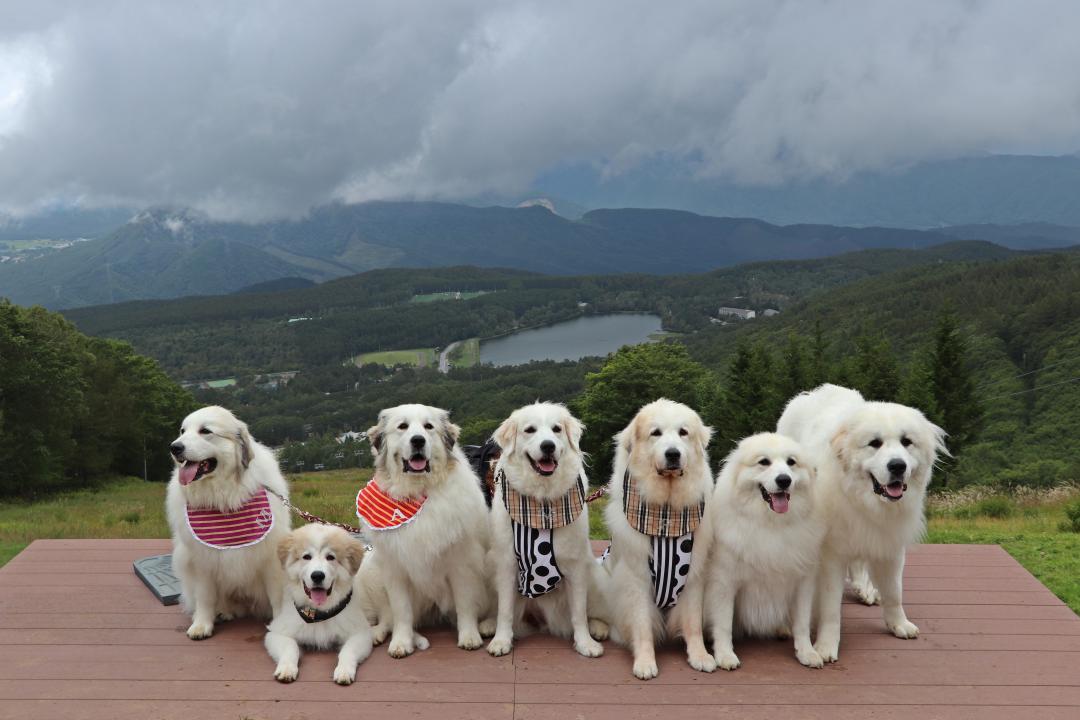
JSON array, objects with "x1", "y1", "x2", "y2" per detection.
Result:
[
  {"x1": 356, "y1": 479, "x2": 426, "y2": 531},
  {"x1": 186, "y1": 488, "x2": 275, "y2": 549}
]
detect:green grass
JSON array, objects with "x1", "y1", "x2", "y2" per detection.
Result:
[
  {"x1": 448, "y1": 337, "x2": 481, "y2": 368},
  {"x1": 352, "y1": 347, "x2": 437, "y2": 368},
  {"x1": 410, "y1": 291, "x2": 490, "y2": 303}
]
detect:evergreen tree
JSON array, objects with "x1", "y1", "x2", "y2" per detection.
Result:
[
  {"x1": 710, "y1": 342, "x2": 782, "y2": 454},
  {"x1": 848, "y1": 334, "x2": 901, "y2": 401},
  {"x1": 930, "y1": 314, "x2": 982, "y2": 458},
  {"x1": 779, "y1": 332, "x2": 811, "y2": 401}
]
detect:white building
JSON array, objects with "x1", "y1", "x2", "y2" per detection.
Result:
[
  {"x1": 717, "y1": 306, "x2": 756, "y2": 320},
  {"x1": 763, "y1": 308, "x2": 780, "y2": 317}
]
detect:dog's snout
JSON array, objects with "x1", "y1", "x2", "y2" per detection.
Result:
[
  {"x1": 774, "y1": 474, "x2": 792, "y2": 490},
  {"x1": 410, "y1": 434, "x2": 426, "y2": 449},
  {"x1": 539, "y1": 439, "x2": 556, "y2": 455},
  {"x1": 664, "y1": 447, "x2": 681, "y2": 462},
  {"x1": 887, "y1": 459, "x2": 907, "y2": 476},
  {"x1": 170, "y1": 441, "x2": 184, "y2": 458},
  {"x1": 310, "y1": 570, "x2": 325, "y2": 586}
]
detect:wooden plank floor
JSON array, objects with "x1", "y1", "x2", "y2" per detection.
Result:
[{"x1": 1, "y1": 540, "x2": 1078, "y2": 719}]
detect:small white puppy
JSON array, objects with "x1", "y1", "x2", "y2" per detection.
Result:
[
  {"x1": 778, "y1": 384, "x2": 947, "y2": 662},
  {"x1": 166, "y1": 406, "x2": 290, "y2": 640},
  {"x1": 486, "y1": 402, "x2": 607, "y2": 659},
  {"x1": 355, "y1": 404, "x2": 491, "y2": 657},
  {"x1": 602, "y1": 399, "x2": 713, "y2": 680},
  {"x1": 681, "y1": 433, "x2": 826, "y2": 672},
  {"x1": 265, "y1": 524, "x2": 373, "y2": 685}
]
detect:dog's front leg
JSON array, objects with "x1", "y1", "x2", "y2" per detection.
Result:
[
  {"x1": 186, "y1": 576, "x2": 218, "y2": 640},
  {"x1": 486, "y1": 546, "x2": 518, "y2": 656},
  {"x1": 384, "y1": 573, "x2": 419, "y2": 658},
  {"x1": 265, "y1": 631, "x2": 301, "y2": 682},
  {"x1": 566, "y1": 558, "x2": 603, "y2": 658},
  {"x1": 871, "y1": 551, "x2": 919, "y2": 639},
  {"x1": 707, "y1": 580, "x2": 740, "y2": 671},
  {"x1": 792, "y1": 574, "x2": 823, "y2": 668},
  {"x1": 334, "y1": 626, "x2": 374, "y2": 685},
  {"x1": 679, "y1": 573, "x2": 716, "y2": 672},
  {"x1": 448, "y1": 558, "x2": 484, "y2": 650},
  {"x1": 813, "y1": 555, "x2": 846, "y2": 663}
]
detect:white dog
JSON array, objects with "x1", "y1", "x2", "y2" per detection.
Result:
[
  {"x1": 354, "y1": 404, "x2": 490, "y2": 657},
  {"x1": 265, "y1": 524, "x2": 373, "y2": 685},
  {"x1": 777, "y1": 384, "x2": 947, "y2": 662},
  {"x1": 165, "y1": 405, "x2": 291, "y2": 640},
  {"x1": 681, "y1": 433, "x2": 826, "y2": 672},
  {"x1": 602, "y1": 399, "x2": 714, "y2": 680},
  {"x1": 486, "y1": 402, "x2": 608, "y2": 658}
]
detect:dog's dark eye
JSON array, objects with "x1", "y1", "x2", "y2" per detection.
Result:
[
  {"x1": 397, "y1": 422, "x2": 408, "y2": 430},
  {"x1": 423, "y1": 422, "x2": 433, "y2": 430},
  {"x1": 869, "y1": 438, "x2": 883, "y2": 449},
  {"x1": 787, "y1": 457, "x2": 796, "y2": 466},
  {"x1": 326, "y1": 554, "x2": 335, "y2": 562},
  {"x1": 199, "y1": 428, "x2": 211, "y2": 435},
  {"x1": 552, "y1": 425, "x2": 562, "y2": 433},
  {"x1": 302, "y1": 553, "x2": 312, "y2": 561},
  {"x1": 678, "y1": 428, "x2": 689, "y2": 437},
  {"x1": 901, "y1": 437, "x2": 913, "y2": 447},
  {"x1": 524, "y1": 426, "x2": 536, "y2": 434},
  {"x1": 758, "y1": 458, "x2": 771, "y2": 466},
  {"x1": 650, "y1": 429, "x2": 662, "y2": 437}
]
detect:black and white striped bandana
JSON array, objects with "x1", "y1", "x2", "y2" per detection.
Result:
[
  {"x1": 649, "y1": 532, "x2": 694, "y2": 608},
  {"x1": 512, "y1": 521, "x2": 562, "y2": 598}
]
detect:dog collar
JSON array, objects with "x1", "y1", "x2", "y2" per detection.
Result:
[
  {"x1": 295, "y1": 590, "x2": 353, "y2": 624},
  {"x1": 356, "y1": 477, "x2": 426, "y2": 531},
  {"x1": 622, "y1": 470, "x2": 705, "y2": 537},
  {"x1": 498, "y1": 468, "x2": 586, "y2": 529},
  {"x1": 185, "y1": 488, "x2": 275, "y2": 549}
]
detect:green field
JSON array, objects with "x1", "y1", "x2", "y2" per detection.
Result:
[
  {"x1": 2, "y1": 476, "x2": 1077, "y2": 614},
  {"x1": 448, "y1": 337, "x2": 481, "y2": 368},
  {"x1": 351, "y1": 347, "x2": 437, "y2": 368},
  {"x1": 410, "y1": 290, "x2": 491, "y2": 303}
]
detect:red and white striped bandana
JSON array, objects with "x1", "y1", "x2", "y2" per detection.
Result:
[
  {"x1": 186, "y1": 488, "x2": 275, "y2": 549},
  {"x1": 356, "y1": 478, "x2": 426, "y2": 531}
]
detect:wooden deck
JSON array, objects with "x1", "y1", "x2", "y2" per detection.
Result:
[{"x1": 1, "y1": 540, "x2": 1078, "y2": 719}]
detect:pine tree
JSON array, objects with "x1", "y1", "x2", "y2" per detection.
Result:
[
  {"x1": 711, "y1": 342, "x2": 782, "y2": 453},
  {"x1": 930, "y1": 313, "x2": 982, "y2": 458},
  {"x1": 849, "y1": 334, "x2": 901, "y2": 401}
]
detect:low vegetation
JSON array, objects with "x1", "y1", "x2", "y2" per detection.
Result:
[{"x1": 353, "y1": 347, "x2": 437, "y2": 368}]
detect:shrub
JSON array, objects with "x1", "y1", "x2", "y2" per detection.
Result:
[{"x1": 1060, "y1": 500, "x2": 1080, "y2": 533}]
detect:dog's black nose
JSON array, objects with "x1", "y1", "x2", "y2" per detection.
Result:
[
  {"x1": 170, "y1": 441, "x2": 184, "y2": 457},
  {"x1": 310, "y1": 571, "x2": 325, "y2": 585},
  {"x1": 410, "y1": 435, "x2": 426, "y2": 449},
  {"x1": 775, "y1": 474, "x2": 791, "y2": 490},
  {"x1": 887, "y1": 459, "x2": 907, "y2": 476},
  {"x1": 665, "y1": 448, "x2": 681, "y2": 462},
  {"x1": 540, "y1": 440, "x2": 556, "y2": 455}
]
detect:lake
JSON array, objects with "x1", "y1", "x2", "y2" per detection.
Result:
[{"x1": 479, "y1": 313, "x2": 662, "y2": 366}]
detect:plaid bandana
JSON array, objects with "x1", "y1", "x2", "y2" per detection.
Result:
[
  {"x1": 498, "y1": 468, "x2": 586, "y2": 529},
  {"x1": 622, "y1": 469, "x2": 705, "y2": 538}
]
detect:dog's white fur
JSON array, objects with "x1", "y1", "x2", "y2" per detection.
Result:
[
  {"x1": 681, "y1": 433, "x2": 826, "y2": 672},
  {"x1": 354, "y1": 404, "x2": 491, "y2": 657},
  {"x1": 777, "y1": 384, "x2": 947, "y2": 662},
  {"x1": 602, "y1": 399, "x2": 713, "y2": 680},
  {"x1": 486, "y1": 402, "x2": 609, "y2": 658},
  {"x1": 265, "y1": 524, "x2": 373, "y2": 684},
  {"x1": 165, "y1": 405, "x2": 290, "y2": 640}
]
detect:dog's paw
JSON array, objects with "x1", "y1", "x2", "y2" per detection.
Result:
[
  {"x1": 775, "y1": 624, "x2": 793, "y2": 640},
  {"x1": 574, "y1": 637, "x2": 604, "y2": 658},
  {"x1": 796, "y1": 646, "x2": 825, "y2": 669},
  {"x1": 588, "y1": 618, "x2": 610, "y2": 641},
  {"x1": 387, "y1": 635, "x2": 416, "y2": 658},
  {"x1": 632, "y1": 658, "x2": 659, "y2": 681},
  {"x1": 889, "y1": 619, "x2": 920, "y2": 639},
  {"x1": 814, "y1": 641, "x2": 839, "y2": 664},
  {"x1": 487, "y1": 635, "x2": 513, "y2": 657},
  {"x1": 274, "y1": 663, "x2": 299, "y2": 683},
  {"x1": 371, "y1": 624, "x2": 390, "y2": 646},
  {"x1": 457, "y1": 628, "x2": 483, "y2": 651},
  {"x1": 215, "y1": 611, "x2": 236, "y2": 622},
  {"x1": 853, "y1": 584, "x2": 881, "y2": 606},
  {"x1": 413, "y1": 632, "x2": 430, "y2": 651},
  {"x1": 333, "y1": 664, "x2": 356, "y2": 685},
  {"x1": 715, "y1": 650, "x2": 741, "y2": 671},
  {"x1": 687, "y1": 649, "x2": 717, "y2": 673},
  {"x1": 478, "y1": 617, "x2": 497, "y2": 637},
  {"x1": 186, "y1": 621, "x2": 214, "y2": 640}
]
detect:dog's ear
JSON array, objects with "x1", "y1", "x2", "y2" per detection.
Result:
[
  {"x1": 695, "y1": 420, "x2": 714, "y2": 457},
  {"x1": 830, "y1": 427, "x2": 850, "y2": 469},
  {"x1": 341, "y1": 536, "x2": 366, "y2": 576},
  {"x1": 615, "y1": 413, "x2": 639, "y2": 458},
  {"x1": 277, "y1": 534, "x2": 295, "y2": 568},
  {"x1": 440, "y1": 411, "x2": 460, "y2": 453},
  {"x1": 492, "y1": 414, "x2": 517, "y2": 455},
  {"x1": 235, "y1": 420, "x2": 254, "y2": 469},
  {"x1": 564, "y1": 411, "x2": 584, "y2": 454},
  {"x1": 367, "y1": 412, "x2": 386, "y2": 453}
]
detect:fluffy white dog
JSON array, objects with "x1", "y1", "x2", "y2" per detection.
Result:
[
  {"x1": 602, "y1": 399, "x2": 714, "y2": 680},
  {"x1": 265, "y1": 524, "x2": 373, "y2": 685},
  {"x1": 777, "y1": 384, "x2": 947, "y2": 662},
  {"x1": 355, "y1": 404, "x2": 490, "y2": 657},
  {"x1": 165, "y1": 405, "x2": 291, "y2": 640},
  {"x1": 486, "y1": 402, "x2": 608, "y2": 658},
  {"x1": 681, "y1": 433, "x2": 826, "y2": 672}
]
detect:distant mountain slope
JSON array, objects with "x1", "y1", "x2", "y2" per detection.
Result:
[
  {"x1": 0, "y1": 201, "x2": 1066, "y2": 310},
  {"x1": 938, "y1": 222, "x2": 1080, "y2": 250}
]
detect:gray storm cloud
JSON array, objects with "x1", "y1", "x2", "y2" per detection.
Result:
[{"x1": 1, "y1": 0, "x2": 1078, "y2": 220}]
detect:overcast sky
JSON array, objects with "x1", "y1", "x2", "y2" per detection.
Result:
[{"x1": 1, "y1": 0, "x2": 1078, "y2": 220}]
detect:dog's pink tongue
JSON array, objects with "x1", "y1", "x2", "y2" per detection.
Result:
[
  {"x1": 885, "y1": 482, "x2": 905, "y2": 498},
  {"x1": 309, "y1": 588, "x2": 329, "y2": 606},
  {"x1": 538, "y1": 458, "x2": 557, "y2": 473},
  {"x1": 408, "y1": 457, "x2": 427, "y2": 472},
  {"x1": 179, "y1": 461, "x2": 199, "y2": 486},
  {"x1": 770, "y1": 493, "x2": 790, "y2": 514}
]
